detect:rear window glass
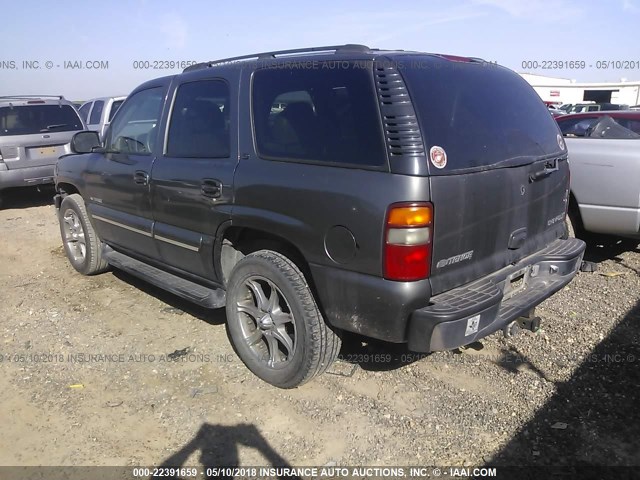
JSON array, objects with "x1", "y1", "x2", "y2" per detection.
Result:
[
  {"x1": 252, "y1": 63, "x2": 386, "y2": 167},
  {"x1": 401, "y1": 57, "x2": 564, "y2": 172},
  {"x1": 167, "y1": 79, "x2": 230, "y2": 158},
  {"x1": 0, "y1": 104, "x2": 83, "y2": 136}
]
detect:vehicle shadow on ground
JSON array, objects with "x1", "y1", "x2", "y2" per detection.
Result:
[
  {"x1": 111, "y1": 270, "x2": 226, "y2": 326},
  {"x1": 333, "y1": 333, "x2": 429, "y2": 373},
  {"x1": 0, "y1": 186, "x2": 55, "y2": 210},
  {"x1": 488, "y1": 298, "x2": 640, "y2": 468},
  {"x1": 581, "y1": 234, "x2": 640, "y2": 272},
  {"x1": 151, "y1": 423, "x2": 300, "y2": 480}
]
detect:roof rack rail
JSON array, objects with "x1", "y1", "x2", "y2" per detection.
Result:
[
  {"x1": 0, "y1": 95, "x2": 65, "y2": 100},
  {"x1": 184, "y1": 44, "x2": 372, "y2": 72}
]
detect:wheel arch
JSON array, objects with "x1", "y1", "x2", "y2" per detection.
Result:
[
  {"x1": 217, "y1": 224, "x2": 312, "y2": 288},
  {"x1": 56, "y1": 181, "x2": 81, "y2": 196}
]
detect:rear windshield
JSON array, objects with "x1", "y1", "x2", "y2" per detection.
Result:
[
  {"x1": 401, "y1": 57, "x2": 564, "y2": 172},
  {"x1": 0, "y1": 104, "x2": 83, "y2": 136}
]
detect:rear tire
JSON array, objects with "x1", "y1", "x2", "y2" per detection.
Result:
[
  {"x1": 225, "y1": 250, "x2": 341, "y2": 388},
  {"x1": 58, "y1": 194, "x2": 109, "y2": 275}
]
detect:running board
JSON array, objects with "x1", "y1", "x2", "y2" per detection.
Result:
[{"x1": 103, "y1": 248, "x2": 226, "y2": 309}]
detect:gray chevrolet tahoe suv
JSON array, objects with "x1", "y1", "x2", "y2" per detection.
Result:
[
  {"x1": 54, "y1": 45, "x2": 586, "y2": 388},
  {"x1": 0, "y1": 95, "x2": 84, "y2": 208}
]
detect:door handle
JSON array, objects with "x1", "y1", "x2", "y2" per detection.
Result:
[
  {"x1": 133, "y1": 170, "x2": 149, "y2": 185},
  {"x1": 201, "y1": 179, "x2": 222, "y2": 198}
]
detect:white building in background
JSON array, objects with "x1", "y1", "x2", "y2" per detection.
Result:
[{"x1": 519, "y1": 72, "x2": 640, "y2": 106}]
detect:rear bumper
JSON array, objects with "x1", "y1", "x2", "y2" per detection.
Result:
[
  {"x1": 407, "y1": 237, "x2": 586, "y2": 352},
  {"x1": 0, "y1": 165, "x2": 55, "y2": 191}
]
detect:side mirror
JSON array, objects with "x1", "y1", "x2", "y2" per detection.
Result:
[{"x1": 71, "y1": 131, "x2": 101, "y2": 154}]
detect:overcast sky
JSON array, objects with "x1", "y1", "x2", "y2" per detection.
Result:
[{"x1": 1, "y1": 0, "x2": 639, "y2": 100}]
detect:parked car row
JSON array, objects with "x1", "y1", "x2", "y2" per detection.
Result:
[{"x1": 558, "y1": 102, "x2": 630, "y2": 113}]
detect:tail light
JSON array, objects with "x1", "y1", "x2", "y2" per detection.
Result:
[{"x1": 383, "y1": 202, "x2": 433, "y2": 281}]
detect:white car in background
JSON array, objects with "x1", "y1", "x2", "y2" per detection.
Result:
[{"x1": 77, "y1": 96, "x2": 126, "y2": 140}]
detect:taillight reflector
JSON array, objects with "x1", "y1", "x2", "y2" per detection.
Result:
[{"x1": 388, "y1": 205, "x2": 432, "y2": 226}]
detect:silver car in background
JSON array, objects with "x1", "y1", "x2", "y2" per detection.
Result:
[
  {"x1": 78, "y1": 96, "x2": 126, "y2": 140},
  {"x1": 0, "y1": 95, "x2": 84, "y2": 208},
  {"x1": 559, "y1": 113, "x2": 640, "y2": 239}
]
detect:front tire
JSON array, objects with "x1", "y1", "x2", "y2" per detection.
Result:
[
  {"x1": 225, "y1": 250, "x2": 341, "y2": 388},
  {"x1": 58, "y1": 194, "x2": 109, "y2": 275}
]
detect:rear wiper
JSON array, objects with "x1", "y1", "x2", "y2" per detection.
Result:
[
  {"x1": 40, "y1": 124, "x2": 68, "y2": 131},
  {"x1": 529, "y1": 158, "x2": 560, "y2": 182}
]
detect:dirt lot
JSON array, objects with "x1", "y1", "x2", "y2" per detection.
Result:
[{"x1": 1, "y1": 188, "x2": 639, "y2": 473}]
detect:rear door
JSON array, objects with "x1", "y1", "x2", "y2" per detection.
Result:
[
  {"x1": 401, "y1": 58, "x2": 569, "y2": 294},
  {"x1": 150, "y1": 73, "x2": 238, "y2": 282},
  {"x1": 0, "y1": 103, "x2": 84, "y2": 169}
]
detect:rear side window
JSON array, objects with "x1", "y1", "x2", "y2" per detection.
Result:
[
  {"x1": 108, "y1": 100, "x2": 124, "y2": 122},
  {"x1": 89, "y1": 100, "x2": 104, "y2": 125},
  {"x1": 401, "y1": 58, "x2": 564, "y2": 172},
  {"x1": 252, "y1": 63, "x2": 386, "y2": 167},
  {"x1": 105, "y1": 87, "x2": 163, "y2": 155},
  {"x1": 167, "y1": 80, "x2": 230, "y2": 158},
  {"x1": 0, "y1": 104, "x2": 83, "y2": 136}
]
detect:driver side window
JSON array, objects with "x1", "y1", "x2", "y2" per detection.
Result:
[{"x1": 105, "y1": 87, "x2": 163, "y2": 155}]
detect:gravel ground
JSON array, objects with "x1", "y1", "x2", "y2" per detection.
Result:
[{"x1": 0, "y1": 187, "x2": 638, "y2": 474}]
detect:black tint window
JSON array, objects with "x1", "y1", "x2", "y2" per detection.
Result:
[
  {"x1": 0, "y1": 105, "x2": 83, "y2": 136},
  {"x1": 167, "y1": 80, "x2": 230, "y2": 158},
  {"x1": 105, "y1": 87, "x2": 163, "y2": 155},
  {"x1": 108, "y1": 100, "x2": 124, "y2": 122},
  {"x1": 89, "y1": 100, "x2": 104, "y2": 125},
  {"x1": 402, "y1": 58, "x2": 564, "y2": 171},
  {"x1": 78, "y1": 103, "x2": 91, "y2": 122},
  {"x1": 252, "y1": 63, "x2": 386, "y2": 167}
]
